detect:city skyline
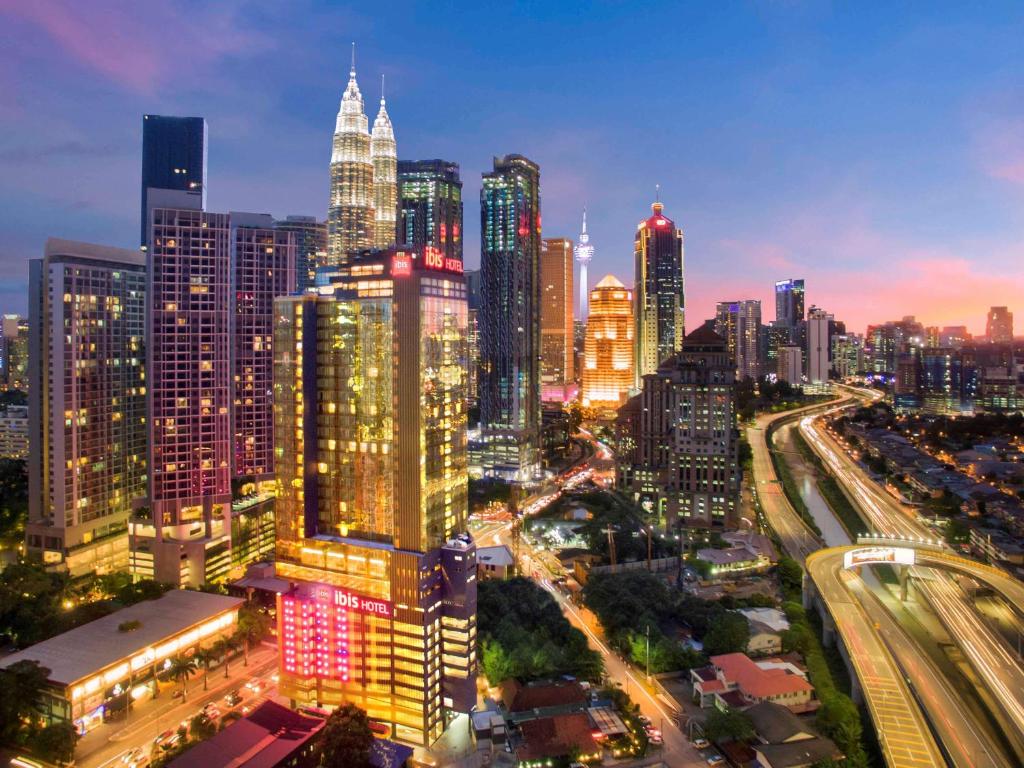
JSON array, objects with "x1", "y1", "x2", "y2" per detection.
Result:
[{"x1": 2, "y1": 3, "x2": 1023, "y2": 334}]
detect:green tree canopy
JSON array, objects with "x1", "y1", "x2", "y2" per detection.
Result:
[
  {"x1": 702, "y1": 611, "x2": 750, "y2": 656},
  {"x1": 313, "y1": 703, "x2": 374, "y2": 768},
  {"x1": 703, "y1": 706, "x2": 754, "y2": 743}
]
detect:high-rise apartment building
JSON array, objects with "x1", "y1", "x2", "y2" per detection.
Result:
[
  {"x1": 830, "y1": 334, "x2": 863, "y2": 379},
  {"x1": 714, "y1": 300, "x2": 761, "y2": 380},
  {"x1": 231, "y1": 213, "x2": 297, "y2": 481},
  {"x1": 939, "y1": 325, "x2": 971, "y2": 349},
  {"x1": 634, "y1": 201, "x2": 684, "y2": 387},
  {"x1": 141, "y1": 115, "x2": 206, "y2": 247},
  {"x1": 26, "y1": 239, "x2": 147, "y2": 575},
  {"x1": 272, "y1": 247, "x2": 476, "y2": 745},
  {"x1": 774, "y1": 279, "x2": 805, "y2": 330},
  {"x1": 328, "y1": 55, "x2": 375, "y2": 264},
  {"x1": 274, "y1": 216, "x2": 327, "y2": 290},
  {"x1": 0, "y1": 315, "x2": 29, "y2": 391},
  {"x1": 865, "y1": 316, "x2": 925, "y2": 374},
  {"x1": 397, "y1": 160, "x2": 463, "y2": 262},
  {"x1": 370, "y1": 84, "x2": 397, "y2": 249},
  {"x1": 763, "y1": 321, "x2": 790, "y2": 377},
  {"x1": 581, "y1": 275, "x2": 633, "y2": 408},
  {"x1": 465, "y1": 269, "x2": 481, "y2": 408},
  {"x1": 540, "y1": 238, "x2": 574, "y2": 398},
  {"x1": 777, "y1": 346, "x2": 803, "y2": 385},
  {"x1": 574, "y1": 210, "x2": 594, "y2": 318},
  {"x1": 806, "y1": 307, "x2": 833, "y2": 384},
  {"x1": 987, "y1": 306, "x2": 1014, "y2": 343},
  {"x1": 478, "y1": 155, "x2": 541, "y2": 482},
  {"x1": 617, "y1": 327, "x2": 738, "y2": 529}
]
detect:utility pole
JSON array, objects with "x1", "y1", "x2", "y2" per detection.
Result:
[
  {"x1": 646, "y1": 526, "x2": 653, "y2": 571},
  {"x1": 604, "y1": 525, "x2": 617, "y2": 572},
  {"x1": 510, "y1": 486, "x2": 521, "y2": 576},
  {"x1": 646, "y1": 624, "x2": 651, "y2": 680}
]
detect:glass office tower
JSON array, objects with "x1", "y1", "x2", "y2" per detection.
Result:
[
  {"x1": 141, "y1": 115, "x2": 206, "y2": 248},
  {"x1": 634, "y1": 201, "x2": 685, "y2": 387},
  {"x1": 397, "y1": 160, "x2": 463, "y2": 262}
]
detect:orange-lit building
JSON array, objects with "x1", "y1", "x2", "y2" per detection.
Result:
[{"x1": 582, "y1": 275, "x2": 634, "y2": 408}]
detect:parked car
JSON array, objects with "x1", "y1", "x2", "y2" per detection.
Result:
[
  {"x1": 225, "y1": 690, "x2": 242, "y2": 707},
  {"x1": 693, "y1": 738, "x2": 710, "y2": 749},
  {"x1": 707, "y1": 756, "x2": 724, "y2": 766}
]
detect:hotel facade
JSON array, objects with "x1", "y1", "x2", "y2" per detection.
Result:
[{"x1": 272, "y1": 246, "x2": 477, "y2": 745}]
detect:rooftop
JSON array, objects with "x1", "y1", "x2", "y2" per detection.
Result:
[
  {"x1": 754, "y1": 737, "x2": 843, "y2": 767},
  {"x1": 516, "y1": 713, "x2": 600, "y2": 762},
  {"x1": 1, "y1": 590, "x2": 242, "y2": 687},
  {"x1": 501, "y1": 678, "x2": 588, "y2": 713},
  {"x1": 477, "y1": 545, "x2": 515, "y2": 568},
  {"x1": 746, "y1": 701, "x2": 817, "y2": 744},
  {"x1": 711, "y1": 653, "x2": 814, "y2": 699}
]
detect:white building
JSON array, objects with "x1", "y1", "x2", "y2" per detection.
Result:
[
  {"x1": 777, "y1": 346, "x2": 803, "y2": 385},
  {"x1": 806, "y1": 307, "x2": 833, "y2": 384}
]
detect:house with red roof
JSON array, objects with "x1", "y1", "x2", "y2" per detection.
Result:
[{"x1": 691, "y1": 653, "x2": 817, "y2": 713}]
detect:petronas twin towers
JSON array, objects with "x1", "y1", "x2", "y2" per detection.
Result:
[{"x1": 328, "y1": 46, "x2": 397, "y2": 263}]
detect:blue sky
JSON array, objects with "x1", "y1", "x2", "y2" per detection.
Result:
[{"x1": 1, "y1": 0, "x2": 1023, "y2": 333}]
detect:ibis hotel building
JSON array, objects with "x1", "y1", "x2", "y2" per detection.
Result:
[{"x1": 272, "y1": 245, "x2": 477, "y2": 745}]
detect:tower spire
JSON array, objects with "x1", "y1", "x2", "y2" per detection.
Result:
[
  {"x1": 581, "y1": 207, "x2": 588, "y2": 238},
  {"x1": 350, "y1": 42, "x2": 356, "y2": 76},
  {"x1": 380, "y1": 73, "x2": 386, "y2": 106}
]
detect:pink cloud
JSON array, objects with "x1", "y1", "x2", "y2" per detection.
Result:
[{"x1": 0, "y1": 0, "x2": 268, "y2": 93}]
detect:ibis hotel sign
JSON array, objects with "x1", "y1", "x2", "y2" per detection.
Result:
[
  {"x1": 843, "y1": 547, "x2": 916, "y2": 569},
  {"x1": 314, "y1": 585, "x2": 392, "y2": 618}
]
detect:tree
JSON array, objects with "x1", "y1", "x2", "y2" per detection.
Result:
[
  {"x1": 236, "y1": 603, "x2": 272, "y2": 666},
  {"x1": 777, "y1": 556, "x2": 803, "y2": 596},
  {"x1": 702, "y1": 611, "x2": 750, "y2": 656},
  {"x1": 703, "y1": 707, "x2": 754, "y2": 743},
  {"x1": 217, "y1": 634, "x2": 242, "y2": 677},
  {"x1": 166, "y1": 654, "x2": 198, "y2": 701},
  {"x1": 194, "y1": 647, "x2": 218, "y2": 691},
  {"x1": 0, "y1": 659, "x2": 50, "y2": 743},
  {"x1": 815, "y1": 694, "x2": 863, "y2": 757},
  {"x1": 190, "y1": 712, "x2": 217, "y2": 740},
  {"x1": 31, "y1": 721, "x2": 78, "y2": 765},
  {"x1": 0, "y1": 458, "x2": 28, "y2": 548},
  {"x1": 313, "y1": 703, "x2": 374, "y2": 768}
]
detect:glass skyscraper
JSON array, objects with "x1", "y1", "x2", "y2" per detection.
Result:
[
  {"x1": 272, "y1": 247, "x2": 476, "y2": 745},
  {"x1": 141, "y1": 115, "x2": 207, "y2": 247},
  {"x1": 274, "y1": 216, "x2": 327, "y2": 290},
  {"x1": 634, "y1": 200, "x2": 685, "y2": 387},
  {"x1": 478, "y1": 155, "x2": 542, "y2": 482},
  {"x1": 774, "y1": 278, "x2": 805, "y2": 329},
  {"x1": 397, "y1": 160, "x2": 463, "y2": 262}
]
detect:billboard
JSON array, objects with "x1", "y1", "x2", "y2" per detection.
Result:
[{"x1": 843, "y1": 547, "x2": 916, "y2": 569}]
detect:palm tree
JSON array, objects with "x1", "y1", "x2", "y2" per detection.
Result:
[
  {"x1": 166, "y1": 654, "x2": 198, "y2": 701},
  {"x1": 218, "y1": 635, "x2": 242, "y2": 678},
  {"x1": 236, "y1": 604, "x2": 272, "y2": 667},
  {"x1": 194, "y1": 647, "x2": 217, "y2": 691}
]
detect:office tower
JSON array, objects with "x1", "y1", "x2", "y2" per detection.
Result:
[
  {"x1": 831, "y1": 333, "x2": 864, "y2": 379},
  {"x1": 231, "y1": 213, "x2": 297, "y2": 481},
  {"x1": 370, "y1": 81, "x2": 397, "y2": 249},
  {"x1": 328, "y1": 51, "x2": 375, "y2": 264},
  {"x1": 777, "y1": 346, "x2": 803, "y2": 384},
  {"x1": 137, "y1": 202, "x2": 234, "y2": 585},
  {"x1": 26, "y1": 239, "x2": 146, "y2": 575},
  {"x1": 987, "y1": 306, "x2": 1014, "y2": 343},
  {"x1": 272, "y1": 247, "x2": 476, "y2": 745},
  {"x1": 764, "y1": 321, "x2": 790, "y2": 377},
  {"x1": 616, "y1": 327, "x2": 738, "y2": 529},
  {"x1": 865, "y1": 316, "x2": 925, "y2": 375},
  {"x1": 806, "y1": 307, "x2": 833, "y2": 384},
  {"x1": 920, "y1": 348, "x2": 964, "y2": 415},
  {"x1": 634, "y1": 201, "x2": 685, "y2": 387},
  {"x1": 774, "y1": 279, "x2": 805, "y2": 330},
  {"x1": 939, "y1": 325, "x2": 971, "y2": 349},
  {"x1": 0, "y1": 315, "x2": 29, "y2": 391},
  {"x1": 141, "y1": 115, "x2": 206, "y2": 247},
  {"x1": 714, "y1": 300, "x2": 761, "y2": 380},
  {"x1": 478, "y1": 155, "x2": 542, "y2": 482},
  {"x1": 581, "y1": 275, "x2": 633, "y2": 408},
  {"x1": 573, "y1": 320, "x2": 586, "y2": 385},
  {"x1": 397, "y1": 160, "x2": 463, "y2": 262},
  {"x1": 465, "y1": 269, "x2": 481, "y2": 408},
  {"x1": 893, "y1": 350, "x2": 922, "y2": 412},
  {"x1": 540, "y1": 238, "x2": 574, "y2": 399},
  {"x1": 274, "y1": 216, "x2": 327, "y2": 290},
  {"x1": 574, "y1": 210, "x2": 594, "y2": 318}
]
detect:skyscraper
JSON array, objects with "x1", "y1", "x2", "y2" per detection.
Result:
[
  {"x1": 574, "y1": 210, "x2": 594, "y2": 318},
  {"x1": 272, "y1": 247, "x2": 476, "y2": 745},
  {"x1": 274, "y1": 216, "x2": 327, "y2": 290},
  {"x1": 777, "y1": 346, "x2": 803, "y2": 384},
  {"x1": 231, "y1": 213, "x2": 297, "y2": 482},
  {"x1": 831, "y1": 334, "x2": 864, "y2": 379},
  {"x1": 328, "y1": 49, "x2": 375, "y2": 264},
  {"x1": 397, "y1": 160, "x2": 463, "y2": 262},
  {"x1": 634, "y1": 200, "x2": 685, "y2": 387},
  {"x1": 540, "y1": 237, "x2": 574, "y2": 398},
  {"x1": 141, "y1": 115, "x2": 206, "y2": 247},
  {"x1": 370, "y1": 79, "x2": 397, "y2": 249},
  {"x1": 617, "y1": 327, "x2": 738, "y2": 529},
  {"x1": 478, "y1": 155, "x2": 542, "y2": 482},
  {"x1": 26, "y1": 239, "x2": 147, "y2": 575},
  {"x1": 0, "y1": 315, "x2": 29, "y2": 391},
  {"x1": 714, "y1": 300, "x2": 761, "y2": 380},
  {"x1": 774, "y1": 279, "x2": 805, "y2": 330},
  {"x1": 465, "y1": 269, "x2": 481, "y2": 408},
  {"x1": 986, "y1": 306, "x2": 1014, "y2": 343},
  {"x1": 806, "y1": 306, "x2": 833, "y2": 384},
  {"x1": 582, "y1": 275, "x2": 633, "y2": 408}
]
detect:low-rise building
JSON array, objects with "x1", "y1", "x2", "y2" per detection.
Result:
[
  {"x1": 0, "y1": 590, "x2": 242, "y2": 736},
  {"x1": 477, "y1": 545, "x2": 515, "y2": 580},
  {"x1": 739, "y1": 608, "x2": 790, "y2": 656},
  {"x1": 691, "y1": 653, "x2": 816, "y2": 713}
]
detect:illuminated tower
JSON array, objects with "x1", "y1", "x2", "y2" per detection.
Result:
[
  {"x1": 634, "y1": 199, "x2": 685, "y2": 387},
  {"x1": 540, "y1": 237, "x2": 574, "y2": 398},
  {"x1": 371, "y1": 76, "x2": 397, "y2": 249},
  {"x1": 574, "y1": 209, "x2": 594, "y2": 318},
  {"x1": 328, "y1": 45, "x2": 375, "y2": 264},
  {"x1": 478, "y1": 155, "x2": 542, "y2": 482},
  {"x1": 397, "y1": 160, "x2": 463, "y2": 262},
  {"x1": 273, "y1": 247, "x2": 476, "y2": 745},
  {"x1": 582, "y1": 275, "x2": 634, "y2": 408}
]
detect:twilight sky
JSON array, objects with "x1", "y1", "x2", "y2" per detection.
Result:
[{"x1": 1, "y1": 0, "x2": 1023, "y2": 335}]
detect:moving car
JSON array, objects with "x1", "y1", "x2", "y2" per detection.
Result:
[{"x1": 693, "y1": 737, "x2": 710, "y2": 749}]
